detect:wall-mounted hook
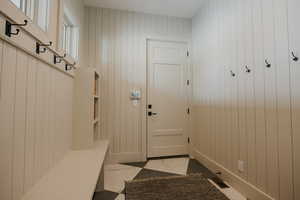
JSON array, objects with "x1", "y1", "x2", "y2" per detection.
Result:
[
  {"x1": 65, "y1": 64, "x2": 72, "y2": 71},
  {"x1": 65, "y1": 62, "x2": 77, "y2": 71},
  {"x1": 245, "y1": 65, "x2": 251, "y2": 73},
  {"x1": 54, "y1": 53, "x2": 66, "y2": 64},
  {"x1": 230, "y1": 70, "x2": 236, "y2": 77},
  {"x1": 292, "y1": 52, "x2": 299, "y2": 62},
  {"x1": 5, "y1": 20, "x2": 28, "y2": 37},
  {"x1": 36, "y1": 41, "x2": 52, "y2": 54},
  {"x1": 265, "y1": 59, "x2": 271, "y2": 68}
]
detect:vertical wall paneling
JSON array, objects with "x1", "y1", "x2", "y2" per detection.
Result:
[
  {"x1": 216, "y1": 0, "x2": 226, "y2": 168},
  {"x1": 0, "y1": 42, "x2": 17, "y2": 200},
  {"x1": 192, "y1": 0, "x2": 296, "y2": 199},
  {"x1": 85, "y1": 7, "x2": 192, "y2": 162},
  {"x1": 230, "y1": 0, "x2": 240, "y2": 175},
  {"x1": 261, "y1": 0, "x2": 280, "y2": 197},
  {"x1": 12, "y1": 50, "x2": 28, "y2": 200},
  {"x1": 288, "y1": 0, "x2": 300, "y2": 198},
  {"x1": 24, "y1": 57, "x2": 37, "y2": 192},
  {"x1": 236, "y1": 0, "x2": 248, "y2": 180},
  {"x1": 244, "y1": 0, "x2": 257, "y2": 185},
  {"x1": 273, "y1": 0, "x2": 294, "y2": 199},
  {"x1": 209, "y1": 0, "x2": 218, "y2": 161},
  {"x1": 252, "y1": 0, "x2": 268, "y2": 192},
  {"x1": 0, "y1": 39, "x2": 74, "y2": 200}
]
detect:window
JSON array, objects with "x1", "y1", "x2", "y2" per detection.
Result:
[
  {"x1": 9, "y1": 0, "x2": 50, "y2": 31},
  {"x1": 35, "y1": 0, "x2": 50, "y2": 31},
  {"x1": 61, "y1": 14, "x2": 79, "y2": 60}
]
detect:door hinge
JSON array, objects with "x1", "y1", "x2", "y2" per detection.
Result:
[
  {"x1": 187, "y1": 80, "x2": 190, "y2": 86},
  {"x1": 187, "y1": 108, "x2": 190, "y2": 115},
  {"x1": 187, "y1": 51, "x2": 190, "y2": 57},
  {"x1": 188, "y1": 137, "x2": 190, "y2": 144}
]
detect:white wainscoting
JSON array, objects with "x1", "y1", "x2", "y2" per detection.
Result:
[
  {"x1": 84, "y1": 7, "x2": 192, "y2": 163},
  {"x1": 0, "y1": 39, "x2": 73, "y2": 200}
]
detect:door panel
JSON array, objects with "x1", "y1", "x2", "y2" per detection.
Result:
[{"x1": 147, "y1": 40, "x2": 188, "y2": 158}]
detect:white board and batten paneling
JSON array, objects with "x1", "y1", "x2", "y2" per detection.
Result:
[
  {"x1": 288, "y1": 0, "x2": 300, "y2": 199},
  {"x1": 84, "y1": 7, "x2": 192, "y2": 162},
  {"x1": 0, "y1": 39, "x2": 74, "y2": 200},
  {"x1": 192, "y1": 0, "x2": 297, "y2": 199}
]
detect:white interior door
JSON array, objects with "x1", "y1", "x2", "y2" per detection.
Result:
[{"x1": 147, "y1": 40, "x2": 189, "y2": 158}]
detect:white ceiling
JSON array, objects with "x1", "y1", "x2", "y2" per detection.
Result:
[{"x1": 83, "y1": 0, "x2": 204, "y2": 18}]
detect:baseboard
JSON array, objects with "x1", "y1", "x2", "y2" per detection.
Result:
[
  {"x1": 192, "y1": 148, "x2": 274, "y2": 200},
  {"x1": 108, "y1": 152, "x2": 146, "y2": 164}
]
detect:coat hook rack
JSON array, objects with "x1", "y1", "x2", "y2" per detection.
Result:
[
  {"x1": 292, "y1": 52, "x2": 299, "y2": 62},
  {"x1": 230, "y1": 70, "x2": 236, "y2": 77},
  {"x1": 265, "y1": 59, "x2": 271, "y2": 68},
  {"x1": 36, "y1": 41, "x2": 52, "y2": 54},
  {"x1": 245, "y1": 65, "x2": 251, "y2": 73},
  {"x1": 54, "y1": 53, "x2": 66, "y2": 64},
  {"x1": 5, "y1": 20, "x2": 28, "y2": 37}
]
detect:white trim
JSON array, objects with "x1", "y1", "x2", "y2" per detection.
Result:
[
  {"x1": 108, "y1": 152, "x2": 145, "y2": 164},
  {"x1": 62, "y1": 4, "x2": 79, "y2": 61},
  {"x1": 192, "y1": 148, "x2": 275, "y2": 200}
]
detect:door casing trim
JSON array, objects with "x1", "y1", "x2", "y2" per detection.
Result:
[{"x1": 142, "y1": 37, "x2": 192, "y2": 160}]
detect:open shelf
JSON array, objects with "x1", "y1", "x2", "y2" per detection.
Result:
[{"x1": 73, "y1": 68, "x2": 101, "y2": 149}]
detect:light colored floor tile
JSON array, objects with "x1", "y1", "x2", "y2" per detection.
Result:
[
  {"x1": 144, "y1": 157, "x2": 189, "y2": 175},
  {"x1": 221, "y1": 188, "x2": 247, "y2": 200},
  {"x1": 115, "y1": 194, "x2": 125, "y2": 200},
  {"x1": 208, "y1": 179, "x2": 247, "y2": 200},
  {"x1": 104, "y1": 164, "x2": 141, "y2": 193}
]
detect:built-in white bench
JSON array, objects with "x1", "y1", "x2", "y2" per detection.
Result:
[{"x1": 21, "y1": 140, "x2": 109, "y2": 200}]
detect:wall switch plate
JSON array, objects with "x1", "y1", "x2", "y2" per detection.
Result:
[
  {"x1": 130, "y1": 90, "x2": 141, "y2": 100},
  {"x1": 238, "y1": 160, "x2": 244, "y2": 172}
]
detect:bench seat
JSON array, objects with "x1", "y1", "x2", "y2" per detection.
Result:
[{"x1": 22, "y1": 140, "x2": 109, "y2": 200}]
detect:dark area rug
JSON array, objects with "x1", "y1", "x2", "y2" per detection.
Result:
[{"x1": 125, "y1": 174, "x2": 229, "y2": 200}]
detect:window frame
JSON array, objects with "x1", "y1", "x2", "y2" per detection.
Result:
[
  {"x1": 9, "y1": 0, "x2": 50, "y2": 32},
  {"x1": 61, "y1": 6, "x2": 79, "y2": 61}
]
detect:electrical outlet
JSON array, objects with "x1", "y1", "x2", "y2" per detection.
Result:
[{"x1": 238, "y1": 160, "x2": 244, "y2": 172}]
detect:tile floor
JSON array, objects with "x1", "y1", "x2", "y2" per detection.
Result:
[{"x1": 93, "y1": 157, "x2": 246, "y2": 200}]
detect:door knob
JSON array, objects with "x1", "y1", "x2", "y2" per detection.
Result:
[{"x1": 148, "y1": 112, "x2": 158, "y2": 116}]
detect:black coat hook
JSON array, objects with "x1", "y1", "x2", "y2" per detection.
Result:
[
  {"x1": 65, "y1": 64, "x2": 72, "y2": 71},
  {"x1": 230, "y1": 70, "x2": 236, "y2": 77},
  {"x1": 65, "y1": 62, "x2": 77, "y2": 71},
  {"x1": 245, "y1": 65, "x2": 251, "y2": 73},
  {"x1": 36, "y1": 41, "x2": 52, "y2": 54},
  {"x1": 292, "y1": 52, "x2": 299, "y2": 62},
  {"x1": 265, "y1": 59, "x2": 271, "y2": 68},
  {"x1": 54, "y1": 53, "x2": 66, "y2": 64},
  {"x1": 5, "y1": 20, "x2": 28, "y2": 37}
]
